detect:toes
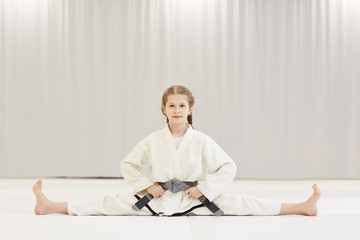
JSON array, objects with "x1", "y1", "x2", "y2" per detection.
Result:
[
  {"x1": 36, "y1": 180, "x2": 42, "y2": 188},
  {"x1": 33, "y1": 180, "x2": 43, "y2": 192}
]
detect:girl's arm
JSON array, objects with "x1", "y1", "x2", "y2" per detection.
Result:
[
  {"x1": 120, "y1": 139, "x2": 154, "y2": 194},
  {"x1": 197, "y1": 137, "x2": 237, "y2": 202}
]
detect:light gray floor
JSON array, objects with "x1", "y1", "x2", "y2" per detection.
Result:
[{"x1": 1, "y1": 179, "x2": 360, "y2": 240}]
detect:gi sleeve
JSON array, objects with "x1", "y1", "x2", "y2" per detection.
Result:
[
  {"x1": 197, "y1": 137, "x2": 237, "y2": 202},
  {"x1": 120, "y1": 138, "x2": 154, "y2": 194}
]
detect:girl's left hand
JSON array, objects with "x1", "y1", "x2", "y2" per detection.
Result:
[{"x1": 184, "y1": 186, "x2": 203, "y2": 200}]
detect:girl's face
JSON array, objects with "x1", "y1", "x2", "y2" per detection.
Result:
[{"x1": 163, "y1": 94, "x2": 192, "y2": 126}]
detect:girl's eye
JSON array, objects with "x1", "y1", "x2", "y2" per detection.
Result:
[
  {"x1": 181, "y1": 105, "x2": 185, "y2": 107},
  {"x1": 169, "y1": 105, "x2": 174, "y2": 107}
]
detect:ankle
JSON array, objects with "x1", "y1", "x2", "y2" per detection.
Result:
[{"x1": 298, "y1": 202, "x2": 308, "y2": 214}]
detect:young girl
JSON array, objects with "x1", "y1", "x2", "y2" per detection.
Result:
[{"x1": 33, "y1": 85, "x2": 321, "y2": 216}]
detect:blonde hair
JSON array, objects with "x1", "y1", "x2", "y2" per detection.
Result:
[{"x1": 161, "y1": 85, "x2": 195, "y2": 127}]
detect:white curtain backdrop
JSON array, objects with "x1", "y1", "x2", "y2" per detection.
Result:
[{"x1": 0, "y1": 0, "x2": 359, "y2": 178}]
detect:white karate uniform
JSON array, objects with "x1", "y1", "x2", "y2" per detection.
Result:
[{"x1": 68, "y1": 125, "x2": 281, "y2": 216}]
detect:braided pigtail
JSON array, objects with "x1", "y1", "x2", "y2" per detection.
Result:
[{"x1": 187, "y1": 114, "x2": 193, "y2": 128}]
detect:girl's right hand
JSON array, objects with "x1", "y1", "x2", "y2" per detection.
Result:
[{"x1": 146, "y1": 184, "x2": 165, "y2": 198}]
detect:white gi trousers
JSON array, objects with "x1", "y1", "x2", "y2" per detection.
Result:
[{"x1": 67, "y1": 193, "x2": 281, "y2": 216}]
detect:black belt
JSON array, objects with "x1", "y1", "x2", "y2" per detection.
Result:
[{"x1": 132, "y1": 178, "x2": 224, "y2": 216}]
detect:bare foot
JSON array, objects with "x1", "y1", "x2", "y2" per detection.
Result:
[
  {"x1": 302, "y1": 184, "x2": 321, "y2": 216},
  {"x1": 33, "y1": 180, "x2": 52, "y2": 215}
]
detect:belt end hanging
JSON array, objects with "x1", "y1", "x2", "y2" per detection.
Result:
[
  {"x1": 214, "y1": 209, "x2": 224, "y2": 216},
  {"x1": 132, "y1": 205, "x2": 140, "y2": 211}
]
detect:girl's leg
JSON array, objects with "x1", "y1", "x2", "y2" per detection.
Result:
[
  {"x1": 279, "y1": 184, "x2": 321, "y2": 216},
  {"x1": 33, "y1": 180, "x2": 68, "y2": 215},
  {"x1": 33, "y1": 180, "x2": 154, "y2": 216}
]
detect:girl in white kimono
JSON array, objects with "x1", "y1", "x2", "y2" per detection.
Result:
[{"x1": 32, "y1": 85, "x2": 321, "y2": 216}]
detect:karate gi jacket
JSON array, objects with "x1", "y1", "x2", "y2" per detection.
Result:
[{"x1": 121, "y1": 125, "x2": 237, "y2": 215}]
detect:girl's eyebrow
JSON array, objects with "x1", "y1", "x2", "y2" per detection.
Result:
[{"x1": 167, "y1": 102, "x2": 187, "y2": 105}]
